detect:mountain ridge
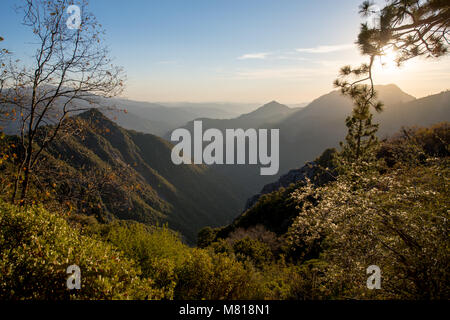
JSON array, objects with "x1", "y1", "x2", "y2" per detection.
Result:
[
  {"x1": 43, "y1": 108, "x2": 247, "y2": 243},
  {"x1": 168, "y1": 85, "x2": 448, "y2": 198}
]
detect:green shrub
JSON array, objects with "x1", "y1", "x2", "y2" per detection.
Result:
[
  {"x1": 85, "y1": 221, "x2": 190, "y2": 299},
  {"x1": 0, "y1": 201, "x2": 160, "y2": 300},
  {"x1": 85, "y1": 221, "x2": 269, "y2": 300},
  {"x1": 289, "y1": 158, "x2": 450, "y2": 299},
  {"x1": 197, "y1": 226, "x2": 217, "y2": 248},
  {"x1": 232, "y1": 237, "x2": 273, "y2": 267},
  {"x1": 174, "y1": 249, "x2": 258, "y2": 300},
  {"x1": 209, "y1": 238, "x2": 234, "y2": 255}
]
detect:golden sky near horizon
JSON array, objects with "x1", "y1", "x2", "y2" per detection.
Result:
[{"x1": 123, "y1": 50, "x2": 450, "y2": 104}]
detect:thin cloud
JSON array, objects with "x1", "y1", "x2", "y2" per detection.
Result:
[
  {"x1": 296, "y1": 44, "x2": 354, "y2": 53},
  {"x1": 233, "y1": 67, "x2": 334, "y2": 80},
  {"x1": 238, "y1": 52, "x2": 271, "y2": 60}
]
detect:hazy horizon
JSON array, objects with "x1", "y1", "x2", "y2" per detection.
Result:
[
  {"x1": 2, "y1": 0, "x2": 449, "y2": 105},
  {"x1": 114, "y1": 83, "x2": 446, "y2": 107}
]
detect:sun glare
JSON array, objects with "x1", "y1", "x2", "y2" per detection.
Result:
[{"x1": 375, "y1": 47, "x2": 399, "y2": 73}]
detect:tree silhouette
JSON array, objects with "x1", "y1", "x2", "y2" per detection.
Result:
[
  {"x1": 0, "y1": 36, "x2": 10, "y2": 121},
  {"x1": 0, "y1": 0, "x2": 124, "y2": 202},
  {"x1": 335, "y1": 0, "x2": 449, "y2": 163},
  {"x1": 359, "y1": 0, "x2": 448, "y2": 65},
  {"x1": 339, "y1": 85, "x2": 380, "y2": 163}
]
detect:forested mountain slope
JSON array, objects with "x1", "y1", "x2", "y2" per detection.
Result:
[{"x1": 40, "y1": 109, "x2": 246, "y2": 243}]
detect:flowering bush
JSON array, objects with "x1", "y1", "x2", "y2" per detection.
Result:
[{"x1": 288, "y1": 158, "x2": 449, "y2": 299}]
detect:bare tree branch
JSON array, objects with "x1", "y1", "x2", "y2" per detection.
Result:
[{"x1": 0, "y1": 0, "x2": 125, "y2": 202}]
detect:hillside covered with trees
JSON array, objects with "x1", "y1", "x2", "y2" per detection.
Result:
[
  {"x1": 0, "y1": 109, "x2": 245, "y2": 243},
  {"x1": 0, "y1": 0, "x2": 448, "y2": 301},
  {"x1": 0, "y1": 122, "x2": 448, "y2": 299}
]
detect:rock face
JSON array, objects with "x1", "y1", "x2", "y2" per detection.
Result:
[{"x1": 244, "y1": 162, "x2": 317, "y2": 211}]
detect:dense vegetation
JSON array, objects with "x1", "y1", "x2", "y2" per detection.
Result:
[
  {"x1": 0, "y1": 200, "x2": 160, "y2": 299},
  {"x1": 1, "y1": 122, "x2": 447, "y2": 300},
  {"x1": 201, "y1": 123, "x2": 450, "y2": 299},
  {"x1": 0, "y1": 109, "x2": 245, "y2": 243},
  {"x1": 0, "y1": 0, "x2": 448, "y2": 301}
]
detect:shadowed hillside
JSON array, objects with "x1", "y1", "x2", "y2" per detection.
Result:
[
  {"x1": 170, "y1": 85, "x2": 449, "y2": 197},
  {"x1": 39, "y1": 109, "x2": 247, "y2": 243}
]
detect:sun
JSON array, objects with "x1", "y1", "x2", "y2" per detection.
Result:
[{"x1": 375, "y1": 47, "x2": 399, "y2": 73}]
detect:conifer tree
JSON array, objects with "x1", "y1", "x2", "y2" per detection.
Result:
[
  {"x1": 336, "y1": 80, "x2": 383, "y2": 164},
  {"x1": 335, "y1": 0, "x2": 449, "y2": 163}
]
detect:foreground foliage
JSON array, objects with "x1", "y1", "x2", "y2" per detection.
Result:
[
  {"x1": 0, "y1": 123, "x2": 448, "y2": 300},
  {"x1": 0, "y1": 201, "x2": 160, "y2": 300},
  {"x1": 289, "y1": 158, "x2": 449, "y2": 299}
]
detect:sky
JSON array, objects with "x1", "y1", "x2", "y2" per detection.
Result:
[{"x1": 1, "y1": 0, "x2": 449, "y2": 104}]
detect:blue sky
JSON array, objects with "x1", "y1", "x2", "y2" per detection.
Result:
[{"x1": 1, "y1": 0, "x2": 449, "y2": 103}]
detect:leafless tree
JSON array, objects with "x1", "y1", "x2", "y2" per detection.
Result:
[
  {"x1": 0, "y1": 36, "x2": 10, "y2": 120},
  {"x1": 0, "y1": 0, "x2": 125, "y2": 202}
]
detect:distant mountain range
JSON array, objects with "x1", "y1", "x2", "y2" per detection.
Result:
[
  {"x1": 0, "y1": 95, "x2": 250, "y2": 137},
  {"x1": 43, "y1": 109, "x2": 247, "y2": 243},
  {"x1": 171, "y1": 85, "x2": 450, "y2": 198},
  {"x1": 2, "y1": 84, "x2": 448, "y2": 242},
  {"x1": 166, "y1": 100, "x2": 298, "y2": 139},
  {"x1": 101, "y1": 99, "x2": 242, "y2": 137},
  {"x1": 154, "y1": 101, "x2": 262, "y2": 115}
]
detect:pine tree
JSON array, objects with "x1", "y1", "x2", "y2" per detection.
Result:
[
  {"x1": 359, "y1": 0, "x2": 449, "y2": 65},
  {"x1": 334, "y1": 0, "x2": 449, "y2": 164},
  {"x1": 339, "y1": 84, "x2": 382, "y2": 163}
]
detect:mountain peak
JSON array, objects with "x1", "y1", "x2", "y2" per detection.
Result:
[
  {"x1": 374, "y1": 84, "x2": 416, "y2": 104},
  {"x1": 263, "y1": 100, "x2": 287, "y2": 108},
  {"x1": 239, "y1": 101, "x2": 291, "y2": 120},
  {"x1": 251, "y1": 100, "x2": 289, "y2": 113},
  {"x1": 79, "y1": 108, "x2": 110, "y2": 121},
  {"x1": 77, "y1": 108, "x2": 121, "y2": 132}
]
